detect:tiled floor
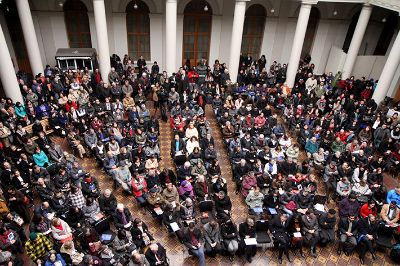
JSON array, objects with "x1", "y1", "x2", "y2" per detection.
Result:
[{"x1": 22, "y1": 104, "x2": 398, "y2": 265}]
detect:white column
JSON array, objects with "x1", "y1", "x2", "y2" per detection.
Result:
[
  {"x1": 15, "y1": 0, "x2": 44, "y2": 76},
  {"x1": 228, "y1": 0, "x2": 248, "y2": 83},
  {"x1": 0, "y1": 24, "x2": 23, "y2": 103},
  {"x1": 93, "y1": 0, "x2": 111, "y2": 84},
  {"x1": 285, "y1": 2, "x2": 313, "y2": 88},
  {"x1": 341, "y1": 3, "x2": 372, "y2": 79},
  {"x1": 372, "y1": 30, "x2": 400, "y2": 104},
  {"x1": 165, "y1": 0, "x2": 177, "y2": 75}
]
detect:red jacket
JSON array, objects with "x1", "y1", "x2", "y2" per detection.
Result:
[
  {"x1": 360, "y1": 203, "x2": 377, "y2": 218},
  {"x1": 132, "y1": 177, "x2": 147, "y2": 197}
]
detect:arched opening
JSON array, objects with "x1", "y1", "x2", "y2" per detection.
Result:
[
  {"x1": 374, "y1": 12, "x2": 398, "y2": 55},
  {"x1": 126, "y1": 0, "x2": 151, "y2": 60},
  {"x1": 182, "y1": 0, "x2": 212, "y2": 67},
  {"x1": 64, "y1": 0, "x2": 92, "y2": 48},
  {"x1": 0, "y1": 0, "x2": 31, "y2": 73},
  {"x1": 342, "y1": 11, "x2": 360, "y2": 53},
  {"x1": 240, "y1": 4, "x2": 266, "y2": 60},
  {"x1": 301, "y1": 6, "x2": 320, "y2": 59}
]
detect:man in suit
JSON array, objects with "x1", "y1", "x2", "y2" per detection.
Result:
[
  {"x1": 202, "y1": 220, "x2": 222, "y2": 257},
  {"x1": 337, "y1": 214, "x2": 358, "y2": 255},
  {"x1": 271, "y1": 214, "x2": 292, "y2": 264},
  {"x1": 183, "y1": 222, "x2": 205, "y2": 266},
  {"x1": 145, "y1": 243, "x2": 168, "y2": 266},
  {"x1": 358, "y1": 214, "x2": 378, "y2": 264}
]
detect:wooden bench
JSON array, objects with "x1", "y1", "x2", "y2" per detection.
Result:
[{"x1": 23, "y1": 118, "x2": 54, "y2": 141}]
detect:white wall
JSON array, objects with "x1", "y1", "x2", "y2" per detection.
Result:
[
  {"x1": 310, "y1": 19, "x2": 349, "y2": 74},
  {"x1": 88, "y1": 13, "x2": 98, "y2": 52},
  {"x1": 113, "y1": 13, "x2": 128, "y2": 59},
  {"x1": 260, "y1": 16, "x2": 278, "y2": 68},
  {"x1": 218, "y1": 0, "x2": 234, "y2": 66},
  {"x1": 176, "y1": 14, "x2": 184, "y2": 71},
  {"x1": 209, "y1": 15, "x2": 222, "y2": 65},
  {"x1": 33, "y1": 11, "x2": 69, "y2": 67},
  {"x1": 149, "y1": 13, "x2": 163, "y2": 67}
]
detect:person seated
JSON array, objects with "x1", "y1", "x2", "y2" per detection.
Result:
[
  {"x1": 130, "y1": 218, "x2": 153, "y2": 249},
  {"x1": 32, "y1": 147, "x2": 50, "y2": 168},
  {"x1": 295, "y1": 189, "x2": 313, "y2": 213},
  {"x1": 351, "y1": 180, "x2": 372, "y2": 203},
  {"x1": 145, "y1": 242, "x2": 168, "y2": 266},
  {"x1": 220, "y1": 218, "x2": 238, "y2": 261},
  {"x1": 386, "y1": 185, "x2": 400, "y2": 207},
  {"x1": 318, "y1": 209, "x2": 337, "y2": 245},
  {"x1": 98, "y1": 189, "x2": 118, "y2": 216},
  {"x1": 177, "y1": 162, "x2": 192, "y2": 182},
  {"x1": 305, "y1": 137, "x2": 318, "y2": 157},
  {"x1": 211, "y1": 175, "x2": 228, "y2": 195},
  {"x1": 131, "y1": 173, "x2": 148, "y2": 207},
  {"x1": 245, "y1": 186, "x2": 264, "y2": 213},
  {"x1": 336, "y1": 176, "x2": 352, "y2": 198},
  {"x1": 50, "y1": 190, "x2": 70, "y2": 217},
  {"x1": 145, "y1": 155, "x2": 159, "y2": 171},
  {"x1": 113, "y1": 229, "x2": 135, "y2": 255},
  {"x1": 202, "y1": 220, "x2": 222, "y2": 257},
  {"x1": 380, "y1": 201, "x2": 400, "y2": 225},
  {"x1": 339, "y1": 193, "x2": 360, "y2": 218},
  {"x1": 113, "y1": 203, "x2": 133, "y2": 230},
  {"x1": 239, "y1": 217, "x2": 257, "y2": 263},
  {"x1": 183, "y1": 222, "x2": 206, "y2": 266},
  {"x1": 358, "y1": 214, "x2": 378, "y2": 264},
  {"x1": 191, "y1": 161, "x2": 207, "y2": 179},
  {"x1": 80, "y1": 173, "x2": 100, "y2": 198},
  {"x1": 214, "y1": 191, "x2": 232, "y2": 220},
  {"x1": 50, "y1": 217, "x2": 72, "y2": 244},
  {"x1": 178, "y1": 180, "x2": 194, "y2": 201},
  {"x1": 82, "y1": 197, "x2": 102, "y2": 224},
  {"x1": 193, "y1": 175, "x2": 209, "y2": 201},
  {"x1": 241, "y1": 172, "x2": 257, "y2": 198},
  {"x1": 115, "y1": 164, "x2": 133, "y2": 193},
  {"x1": 360, "y1": 200, "x2": 377, "y2": 218},
  {"x1": 180, "y1": 198, "x2": 196, "y2": 224},
  {"x1": 146, "y1": 187, "x2": 165, "y2": 218},
  {"x1": 186, "y1": 136, "x2": 200, "y2": 155},
  {"x1": 301, "y1": 210, "x2": 319, "y2": 257},
  {"x1": 337, "y1": 214, "x2": 358, "y2": 255}
]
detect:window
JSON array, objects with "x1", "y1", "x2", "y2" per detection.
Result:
[
  {"x1": 64, "y1": 0, "x2": 92, "y2": 48},
  {"x1": 183, "y1": 0, "x2": 212, "y2": 67},
  {"x1": 126, "y1": 1, "x2": 151, "y2": 61},
  {"x1": 241, "y1": 4, "x2": 266, "y2": 60}
]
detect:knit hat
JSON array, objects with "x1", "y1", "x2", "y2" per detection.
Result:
[{"x1": 29, "y1": 232, "x2": 38, "y2": 241}]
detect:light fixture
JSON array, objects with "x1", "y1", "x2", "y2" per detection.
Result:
[
  {"x1": 382, "y1": 17, "x2": 387, "y2": 23},
  {"x1": 333, "y1": 10, "x2": 337, "y2": 16},
  {"x1": 133, "y1": 1, "x2": 138, "y2": 9},
  {"x1": 204, "y1": 4, "x2": 208, "y2": 12},
  {"x1": 6, "y1": 6, "x2": 8, "y2": 12},
  {"x1": 270, "y1": 8, "x2": 275, "y2": 14},
  {"x1": 58, "y1": 2, "x2": 63, "y2": 7}
]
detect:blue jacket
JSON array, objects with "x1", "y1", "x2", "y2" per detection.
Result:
[{"x1": 387, "y1": 189, "x2": 400, "y2": 207}]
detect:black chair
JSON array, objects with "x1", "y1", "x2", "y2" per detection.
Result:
[
  {"x1": 94, "y1": 217, "x2": 116, "y2": 245},
  {"x1": 255, "y1": 219, "x2": 271, "y2": 248},
  {"x1": 198, "y1": 200, "x2": 214, "y2": 224}
]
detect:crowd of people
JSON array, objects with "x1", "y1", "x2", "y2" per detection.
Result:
[{"x1": 0, "y1": 49, "x2": 398, "y2": 266}]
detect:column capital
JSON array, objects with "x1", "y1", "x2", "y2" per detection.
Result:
[
  {"x1": 301, "y1": 0, "x2": 318, "y2": 5},
  {"x1": 235, "y1": 0, "x2": 251, "y2": 2},
  {"x1": 362, "y1": 3, "x2": 373, "y2": 9},
  {"x1": 166, "y1": 0, "x2": 177, "y2": 3}
]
